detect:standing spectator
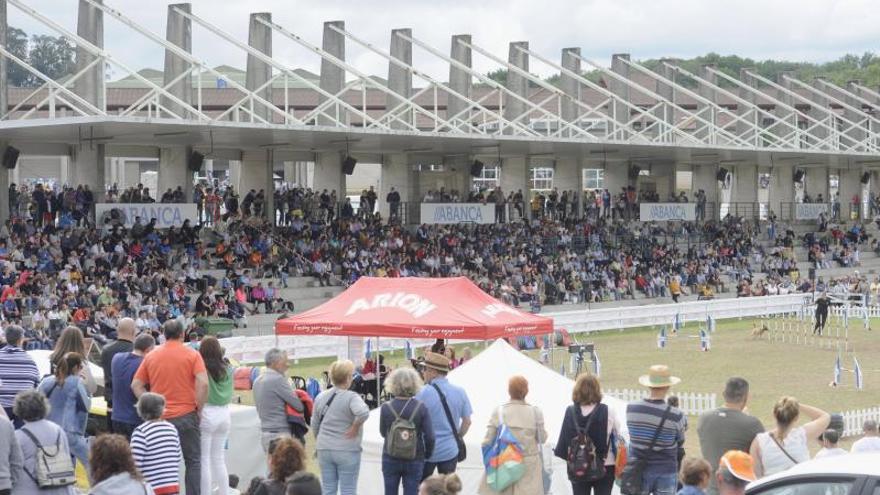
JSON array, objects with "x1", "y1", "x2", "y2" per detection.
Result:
[
  {"x1": 478, "y1": 375, "x2": 546, "y2": 495},
  {"x1": 110, "y1": 333, "x2": 155, "y2": 439},
  {"x1": 749, "y1": 397, "x2": 829, "y2": 478},
  {"x1": 100, "y1": 317, "x2": 136, "y2": 422},
  {"x1": 251, "y1": 436, "x2": 307, "y2": 495},
  {"x1": 13, "y1": 390, "x2": 76, "y2": 495},
  {"x1": 253, "y1": 348, "x2": 304, "y2": 450},
  {"x1": 132, "y1": 393, "x2": 183, "y2": 495},
  {"x1": 0, "y1": 412, "x2": 22, "y2": 495},
  {"x1": 88, "y1": 434, "x2": 156, "y2": 495},
  {"x1": 380, "y1": 368, "x2": 435, "y2": 495},
  {"x1": 415, "y1": 352, "x2": 472, "y2": 480},
  {"x1": 850, "y1": 419, "x2": 880, "y2": 453},
  {"x1": 49, "y1": 327, "x2": 97, "y2": 396},
  {"x1": 199, "y1": 336, "x2": 234, "y2": 495},
  {"x1": 387, "y1": 187, "x2": 401, "y2": 223},
  {"x1": 37, "y1": 352, "x2": 91, "y2": 470},
  {"x1": 419, "y1": 473, "x2": 462, "y2": 495},
  {"x1": 625, "y1": 365, "x2": 686, "y2": 495},
  {"x1": 714, "y1": 451, "x2": 755, "y2": 495},
  {"x1": 697, "y1": 378, "x2": 764, "y2": 495},
  {"x1": 554, "y1": 374, "x2": 623, "y2": 495},
  {"x1": 815, "y1": 429, "x2": 847, "y2": 458},
  {"x1": 132, "y1": 320, "x2": 209, "y2": 495},
  {"x1": 312, "y1": 359, "x2": 370, "y2": 495},
  {"x1": 0, "y1": 325, "x2": 39, "y2": 427}
]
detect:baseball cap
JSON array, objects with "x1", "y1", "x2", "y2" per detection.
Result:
[{"x1": 720, "y1": 450, "x2": 756, "y2": 482}]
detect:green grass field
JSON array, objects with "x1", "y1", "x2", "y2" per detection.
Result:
[{"x1": 234, "y1": 315, "x2": 879, "y2": 467}]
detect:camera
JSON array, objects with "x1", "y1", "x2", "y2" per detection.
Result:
[{"x1": 568, "y1": 343, "x2": 594, "y2": 355}]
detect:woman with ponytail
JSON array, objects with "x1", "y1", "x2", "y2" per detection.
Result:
[{"x1": 38, "y1": 351, "x2": 92, "y2": 470}]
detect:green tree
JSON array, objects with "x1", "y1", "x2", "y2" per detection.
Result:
[
  {"x1": 5, "y1": 26, "x2": 30, "y2": 86},
  {"x1": 28, "y1": 34, "x2": 75, "y2": 82}
]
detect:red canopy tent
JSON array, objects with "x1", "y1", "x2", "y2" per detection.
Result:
[{"x1": 274, "y1": 277, "x2": 553, "y2": 339}]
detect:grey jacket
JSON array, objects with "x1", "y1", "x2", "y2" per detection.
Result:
[
  {"x1": 253, "y1": 368, "x2": 303, "y2": 433},
  {"x1": 14, "y1": 419, "x2": 76, "y2": 495},
  {"x1": 89, "y1": 472, "x2": 155, "y2": 495},
  {"x1": 0, "y1": 416, "x2": 22, "y2": 491}
]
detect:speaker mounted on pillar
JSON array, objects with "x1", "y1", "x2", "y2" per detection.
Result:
[
  {"x1": 793, "y1": 169, "x2": 805, "y2": 183},
  {"x1": 628, "y1": 165, "x2": 641, "y2": 180},
  {"x1": 342, "y1": 155, "x2": 357, "y2": 175},
  {"x1": 861, "y1": 171, "x2": 871, "y2": 184},
  {"x1": 716, "y1": 167, "x2": 729, "y2": 182},
  {"x1": 470, "y1": 159, "x2": 484, "y2": 178},
  {"x1": 2, "y1": 146, "x2": 20, "y2": 170},
  {"x1": 188, "y1": 151, "x2": 205, "y2": 172}
]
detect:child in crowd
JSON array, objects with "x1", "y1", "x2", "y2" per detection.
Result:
[
  {"x1": 815, "y1": 429, "x2": 847, "y2": 458},
  {"x1": 677, "y1": 457, "x2": 712, "y2": 495}
]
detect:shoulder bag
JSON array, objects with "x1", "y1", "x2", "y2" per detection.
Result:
[
  {"x1": 431, "y1": 383, "x2": 467, "y2": 462},
  {"x1": 619, "y1": 405, "x2": 671, "y2": 495}
]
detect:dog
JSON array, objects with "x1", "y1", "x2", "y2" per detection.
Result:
[{"x1": 751, "y1": 322, "x2": 770, "y2": 339}]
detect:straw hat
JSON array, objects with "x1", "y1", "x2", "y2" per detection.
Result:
[
  {"x1": 719, "y1": 450, "x2": 756, "y2": 482},
  {"x1": 638, "y1": 365, "x2": 681, "y2": 388},
  {"x1": 421, "y1": 352, "x2": 451, "y2": 373}
]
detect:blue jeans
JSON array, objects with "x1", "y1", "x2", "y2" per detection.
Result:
[
  {"x1": 66, "y1": 432, "x2": 89, "y2": 471},
  {"x1": 382, "y1": 455, "x2": 423, "y2": 495},
  {"x1": 641, "y1": 465, "x2": 678, "y2": 495},
  {"x1": 318, "y1": 449, "x2": 361, "y2": 495}
]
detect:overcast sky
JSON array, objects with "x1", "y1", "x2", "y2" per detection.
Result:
[{"x1": 7, "y1": 0, "x2": 880, "y2": 81}]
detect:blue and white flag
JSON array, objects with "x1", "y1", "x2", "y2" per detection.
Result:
[
  {"x1": 560, "y1": 363, "x2": 566, "y2": 376},
  {"x1": 854, "y1": 356, "x2": 864, "y2": 390},
  {"x1": 404, "y1": 340, "x2": 414, "y2": 360},
  {"x1": 699, "y1": 328, "x2": 711, "y2": 352},
  {"x1": 706, "y1": 314, "x2": 716, "y2": 333},
  {"x1": 657, "y1": 326, "x2": 668, "y2": 349},
  {"x1": 843, "y1": 307, "x2": 849, "y2": 329},
  {"x1": 833, "y1": 354, "x2": 842, "y2": 386},
  {"x1": 365, "y1": 338, "x2": 372, "y2": 359},
  {"x1": 673, "y1": 313, "x2": 683, "y2": 332},
  {"x1": 592, "y1": 350, "x2": 601, "y2": 377}
]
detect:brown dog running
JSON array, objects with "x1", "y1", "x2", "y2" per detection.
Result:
[{"x1": 751, "y1": 322, "x2": 770, "y2": 339}]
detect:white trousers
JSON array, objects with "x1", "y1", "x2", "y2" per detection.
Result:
[{"x1": 200, "y1": 404, "x2": 231, "y2": 495}]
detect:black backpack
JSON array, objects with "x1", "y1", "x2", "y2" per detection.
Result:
[{"x1": 566, "y1": 404, "x2": 606, "y2": 482}]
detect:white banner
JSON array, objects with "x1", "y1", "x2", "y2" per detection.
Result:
[
  {"x1": 95, "y1": 203, "x2": 198, "y2": 228},
  {"x1": 420, "y1": 203, "x2": 495, "y2": 224},
  {"x1": 639, "y1": 203, "x2": 696, "y2": 222},
  {"x1": 795, "y1": 203, "x2": 828, "y2": 220}
]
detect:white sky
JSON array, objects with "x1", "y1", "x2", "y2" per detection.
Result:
[{"x1": 6, "y1": 0, "x2": 880, "y2": 81}]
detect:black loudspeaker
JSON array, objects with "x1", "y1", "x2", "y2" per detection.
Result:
[
  {"x1": 628, "y1": 165, "x2": 640, "y2": 179},
  {"x1": 861, "y1": 172, "x2": 871, "y2": 184},
  {"x1": 470, "y1": 159, "x2": 484, "y2": 178},
  {"x1": 188, "y1": 151, "x2": 205, "y2": 172},
  {"x1": 2, "y1": 146, "x2": 20, "y2": 170},
  {"x1": 342, "y1": 155, "x2": 357, "y2": 175},
  {"x1": 793, "y1": 169, "x2": 805, "y2": 183},
  {"x1": 716, "y1": 167, "x2": 729, "y2": 182}
]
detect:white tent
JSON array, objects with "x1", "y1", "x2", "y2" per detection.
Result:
[{"x1": 358, "y1": 339, "x2": 628, "y2": 495}]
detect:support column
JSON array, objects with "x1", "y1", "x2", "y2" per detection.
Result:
[
  {"x1": 60, "y1": 156, "x2": 70, "y2": 187},
  {"x1": 387, "y1": 29, "x2": 413, "y2": 130},
  {"x1": 162, "y1": 3, "x2": 192, "y2": 118},
  {"x1": 158, "y1": 147, "x2": 192, "y2": 201},
  {"x1": 503, "y1": 41, "x2": 529, "y2": 133},
  {"x1": 555, "y1": 156, "x2": 581, "y2": 216},
  {"x1": 0, "y1": 140, "x2": 9, "y2": 222},
  {"x1": 610, "y1": 54, "x2": 632, "y2": 136},
  {"x1": 805, "y1": 167, "x2": 829, "y2": 201},
  {"x1": 769, "y1": 166, "x2": 794, "y2": 219},
  {"x1": 71, "y1": 144, "x2": 106, "y2": 201},
  {"x1": 694, "y1": 165, "x2": 719, "y2": 220},
  {"x1": 604, "y1": 163, "x2": 628, "y2": 202},
  {"x1": 838, "y1": 167, "x2": 864, "y2": 220},
  {"x1": 314, "y1": 152, "x2": 345, "y2": 198},
  {"x1": 447, "y1": 34, "x2": 472, "y2": 128},
  {"x1": 74, "y1": 0, "x2": 104, "y2": 108},
  {"x1": 1, "y1": 0, "x2": 8, "y2": 121},
  {"x1": 501, "y1": 156, "x2": 529, "y2": 220},
  {"x1": 733, "y1": 164, "x2": 758, "y2": 207},
  {"x1": 318, "y1": 21, "x2": 345, "y2": 126},
  {"x1": 560, "y1": 48, "x2": 581, "y2": 135},
  {"x1": 240, "y1": 150, "x2": 274, "y2": 221},
  {"x1": 246, "y1": 12, "x2": 272, "y2": 123},
  {"x1": 380, "y1": 153, "x2": 411, "y2": 220},
  {"x1": 283, "y1": 161, "x2": 296, "y2": 185}
]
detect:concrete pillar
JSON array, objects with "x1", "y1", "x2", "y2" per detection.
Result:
[
  {"x1": 229, "y1": 160, "x2": 242, "y2": 194},
  {"x1": 693, "y1": 165, "x2": 719, "y2": 219},
  {"x1": 503, "y1": 42, "x2": 529, "y2": 132},
  {"x1": 555, "y1": 156, "x2": 581, "y2": 215},
  {"x1": 314, "y1": 152, "x2": 345, "y2": 197},
  {"x1": 246, "y1": 12, "x2": 273, "y2": 124},
  {"x1": 841, "y1": 80, "x2": 868, "y2": 151},
  {"x1": 283, "y1": 161, "x2": 296, "y2": 185},
  {"x1": 74, "y1": 0, "x2": 104, "y2": 108},
  {"x1": 1, "y1": 0, "x2": 8, "y2": 120},
  {"x1": 610, "y1": 54, "x2": 632, "y2": 135},
  {"x1": 60, "y1": 156, "x2": 70, "y2": 187},
  {"x1": 240, "y1": 150, "x2": 274, "y2": 221},
  {"x1": 805, "y1": 167, "x2": 829, "y2": 201},
  {"x1": 318, "y1": 21, "x2": 345, "y2": 127},
  {"x1": 697, "y1": 65, "x2": 720, "y2": 142},
  {"x1": 0, "y1": 141, "x2": 8, "y2": 222},
  {"x1": 379, "y1": 153, "x2": 411, "y2": 219},
  {"x1": 560, "y1": 48, "x2": 581, "y2": 131},
  {"x1": 838, "y1": 167, "x2": 864, "y2": 220},
  {"x1": 656, "y1": 59, "x2": 678, "y2": 131},
  {"x1": 161, "y1": 4, "x2": 192, "y2": 119},
  {"x1": 604, "y1": 162, "x2": 628, "y2": 203},
  {"x1": 733, "y1": 164, "x2": 758, "y2": 203},
  {"x1": 807, "y1": 78, "x2": 831, "y2": 146},
  {"x1": 501, "y1": 156, "x2": 529, "y2": 219},
  {"x1": 447, "y1": 34, "x2": 472, "y2": 127},
  {"x1": 158, "y1": 147, "x2": 192, "y2": 201},
  {"x1": 387, "y1": 29, "x2": 413, "y2": 130},
  {"x1": 737, "y1": 68, "x2": 759, "y2": 141},
  {"x1": 71, "y1": 144, "x2": 106, "y2": 201},
  {"x1": 769, "y1": 166, "x2": 794, "y2": 219}
]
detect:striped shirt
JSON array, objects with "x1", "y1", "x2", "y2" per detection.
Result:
[
  {"x1": 0, "y1": 346, "x2": 40, "y2": 408},
  {"x1": 626, "y1": 399, "x2": 685, "y2": 470},
  {"x1": 131, "y1": 420, "x2": 182, "y2": 495}
]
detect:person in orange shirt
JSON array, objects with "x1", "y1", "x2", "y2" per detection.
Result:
[{"x1": 132, "y1": 320, "x2": 209, "y2": 495}]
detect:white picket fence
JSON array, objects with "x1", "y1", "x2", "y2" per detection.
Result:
[
  {"x1": 604, "y1": 389, "x2": 717, "y2": 416},
  {"x1": 841, "y1": 406, "x2": 880, "y2": 438}
]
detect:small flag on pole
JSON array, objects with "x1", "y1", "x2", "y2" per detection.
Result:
[
  {"x1": 673, "y1": 313, "x2": 682, "y2": 332},
  {"x1": 699, "y1": 328, "x2": 711, "y2": 352},
  {"x1": 657, "y1": 326, "x2": 668, "y2": 349},
  {"x1": 404, "y1": 340, "x2": 414, "y2": 360},
  {"x1": 560, "y1": 363, "x2": 566, "y2": 376},
  {"x1": 833, "y1": 354, "x2": 841, "y2": 386},
  {"x1": 365, "y1": 338, "x2": 372, "y2": 359},
  {"x1": 592, "y1": 350, "x2": 601, "y2": 377},
  {"x1": 843, "y1": 306, "x2": 849, "y2": 329},
  {"x1": 706, "y1": 314, "x2": 716, "y2": 333},
  {"x1": 854, "y1": 356, "x2": 864, "y2": 390}
]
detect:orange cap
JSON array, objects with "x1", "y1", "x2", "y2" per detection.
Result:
[{"x1": 720, "y1": 450, "x2": 756, "y2": 482}]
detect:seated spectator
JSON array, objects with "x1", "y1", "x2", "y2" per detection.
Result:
[
  {"x1": 419, "y1": 473, "x2": 462, "y2": 495},
  {"x1": 284, "y1": 472, "x2": 322, "y2": 495},
  {"x1": 88, "y1": 434, "x2": 155, "y2": 494},
  {"x1": 251, "y1": 436, "x2": 307, "y2": 495}
]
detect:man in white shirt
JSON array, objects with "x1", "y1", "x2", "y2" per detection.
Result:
[
  {"x1": 851, "y1": 420, "x2": 880, "y2": 453},
  {"x1": 815, "y1": 429, "x2": 847, "y2": 458}
]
